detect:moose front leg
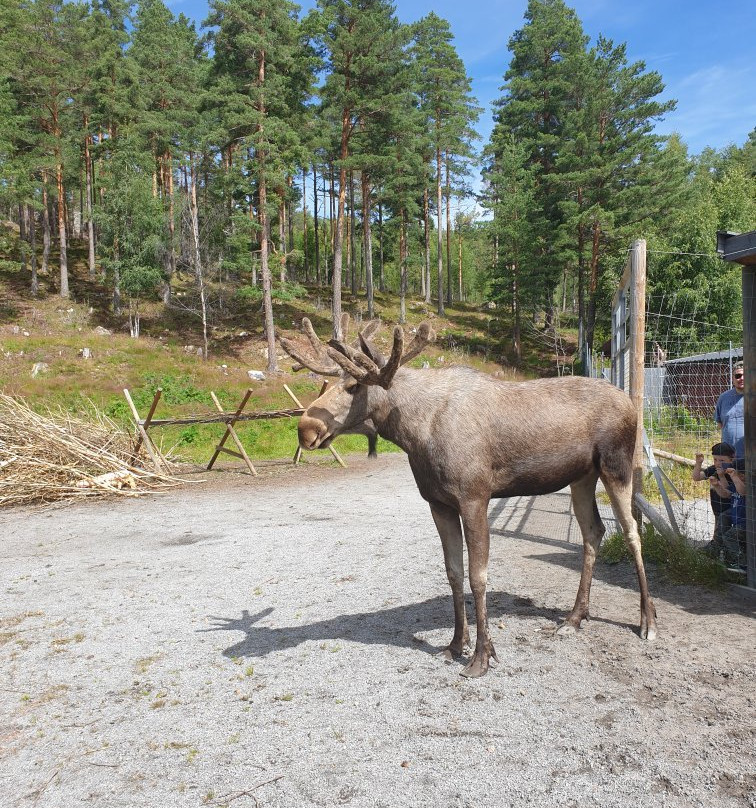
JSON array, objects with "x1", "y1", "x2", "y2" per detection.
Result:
[
  {"x1": 459, "y1": 500, "x2": 498, "y2": 678},
  {"x1": 429, "y1": 501, "x2": 470, "y2": 661}
]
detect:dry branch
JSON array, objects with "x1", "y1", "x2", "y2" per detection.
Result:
[{"x1": 0, "y1": 394, "x2": 186, "y2": 507}]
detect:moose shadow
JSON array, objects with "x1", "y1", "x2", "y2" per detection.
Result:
[{"x1": 202, "y1": 589, "x2": 636, "y2": 666}]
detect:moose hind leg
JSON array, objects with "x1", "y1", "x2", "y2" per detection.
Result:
[
  {"x1": 603, "y1": 477, "x2": 658, "y2": 640},
  {"x1": 429, "y1": 501, "x2": 470, "y2": 660},
  {"x1": 559, "y1": 472, "x2": 605, "y2": 636}
]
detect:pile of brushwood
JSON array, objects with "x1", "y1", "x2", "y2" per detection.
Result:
[{"x1": 0, "y1": 394, "x2": 184, "y2": 507}]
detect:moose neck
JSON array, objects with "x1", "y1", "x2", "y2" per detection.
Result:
[{"x1": 366, "y1": 367, "x2": 436, "y2": 454}]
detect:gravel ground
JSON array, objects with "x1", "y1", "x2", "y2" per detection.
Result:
[{"x1": 1, "y1": 453, "x2": 754, "y2": 808}]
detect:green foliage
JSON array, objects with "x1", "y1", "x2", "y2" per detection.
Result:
[
  {"x1": 272, "y1": 281, "x2": 308, "y2": 302},
  {"x1": 236, "y1": 285, "x2": 263, "y2": 303},
  {"x1": 599, "y1": 524, "x2": 728, "y2": 588},
  {"x1": 652, "y1": 405, "x2": 710, "y2": 432}
]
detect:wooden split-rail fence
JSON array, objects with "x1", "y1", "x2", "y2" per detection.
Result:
[{"x1": 123, "y1": 382, "x2": 345, "y2": 476}]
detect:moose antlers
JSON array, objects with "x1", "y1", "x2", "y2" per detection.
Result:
[{"x1": 280, "y1": 317, "x2": 435, "y2": 388}]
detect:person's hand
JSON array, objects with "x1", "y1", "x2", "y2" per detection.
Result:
[{"x1": 695, "y1": 453, "x2": 704, "y2": 465}]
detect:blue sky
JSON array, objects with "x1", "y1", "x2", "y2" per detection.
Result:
[{"x1": 170, "y1": 0, "x2": 755, "y2": 156}]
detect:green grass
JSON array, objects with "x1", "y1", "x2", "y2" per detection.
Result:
[{"x1": 599, "y1": 524, "x2": 733, "y2": 588}]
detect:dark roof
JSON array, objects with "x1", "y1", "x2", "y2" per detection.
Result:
[{"x1": 664, "y1": 347, "x2": 743, "y2": 365}]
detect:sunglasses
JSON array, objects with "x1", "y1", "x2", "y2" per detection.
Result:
[{"x1": 734, "y1": 373, "x2": 744, "y2": 379}]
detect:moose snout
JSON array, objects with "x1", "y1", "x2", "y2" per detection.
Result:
[{"x1": 298, "y1": 413, "x2": 328, "y2": 450}]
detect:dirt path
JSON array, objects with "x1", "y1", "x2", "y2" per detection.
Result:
[{"x1": 1, "y1": 454, "x2": 754, "y2": 808}]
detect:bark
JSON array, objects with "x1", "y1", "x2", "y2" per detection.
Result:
[
  {"x1": 29, "y1": 204, "x2": 38, "y2": 297},
  {"x1": 84, "y1": 128, "x2": 96, "y2": 280},
  {"x1": 302, "y1": 167, "x2": 309, "y2": 282},
  {"x1": 189, "y1": 156, "x2": 209, "y2": 360},
  {"x1": 423, "y1": 187, "x2": 430, "y2": 303},
  {"x1": 41, "y1": 176, "x2": 50, "y2": 274},
  {"x1": 445, "y1": 152, "x2": 452, "y2": 307},
  {"x1": 399, "y1": 208, "x2": 408, "y2": 324},
  {"x1": 164, "y1": 151, "x2": 175, "y2": 304},
  {"x1": 361, "y1": 171, "x2": 374, "y2": 319},
  {"x1": 332, "y1": 106, "x2": 349, "y2": 341},
  {"x1": 312, "y1": 164, "x2": 320, "y2": 286},
  {"x1": 436, "y1": 142, "x2": 444, "y2": 316},
  {"x1": 56, "y1": 157, "x2": 69, "y2": 298},
  {"x1": 18, "y1": 203, "x2": 27, "y2": 274},
  {"x1": 457, "y1": 222, "x2": 463, "y2": 301},
  {"x1": 349, "y1": 171, "x2": 356, "y2": 295},
  {"x1": 378, "y1": 196, "x2": 384, "y2": 293}
]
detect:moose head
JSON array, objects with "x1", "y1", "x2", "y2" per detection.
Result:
[{"x1": 280, "y1": 317, "x2": 435, "y2": 451}]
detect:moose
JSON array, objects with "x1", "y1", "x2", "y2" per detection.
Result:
[{"x1": 280, "y1": 318, "x2": 657, "y2": 677}]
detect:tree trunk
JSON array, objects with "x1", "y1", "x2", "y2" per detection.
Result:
[
  {"x1": 436, "y1": 142, "x2": 444, "y2": 316},
  {"x1": 513, "y1": 262, "x2": 521, "y2": 363},
  {"x1": 332, "y1": 105, "x2": 349, "y2": 341},
  {"x1": 189, "y1": 156, "x2": 209, "y2": 360},
  {"x1": 260, "y1": 171, "x2": 277, "y2": 373},
  {"x1": 586, "y1": 219, "x2": 601, "y2": 352},
  {"x1": 84, "y1": 128, "x2": 96, "y2": 280},
  {"x1": 423, "y1": 187, "x2": 430, "y2": 303},
  {"x1": 445, "y1": 151, "x2": 452, "y2": 307},
  {"x1": 258, "y1": 49, "x2": 277, "y2": 373},
  {"x1": 361, "y1": 171, "x2": 374, "y2": 319},
  {"x1": 41, "y1": 176, "x2": 50, "y2": 275},
  {"x1": 18, "y1": 203, "x2": 27, "y2": 274},
  {"x1": 287, "y1": 175, "x2": 294, "y2": 279},
  {"x1": 349, "y1": 171, "x2": 356, "y2": 295},
  {"x1": 56, "y1": 157, "x2": 69, "y2": 298},
  {"x1": 312, "y1": 164, "x2": 320, "y2": 286},
  {"x1": 278, "y1": 194, "x2": 286, "y2": 283},
  {"x1": 399, "y1": 208, "x2": 408, "y2": 324},
  {"x1": 29, "y1": 204, "x2": 38, "y2": 297},
  {"x1": 457, "y1": 219, "x2": 463, "y2": 301},
  {"x1": 302, "y1": 167, "x2": 309, "y2": 282},
  {"x1": 164, "y1": 151, "x2": 175, "y2": 304},
  {"x1": 378, "y1": 196, "x2": 385, "y2": 293},
  {"x1": 113, "y1": 236, "x2": 121, "y2": 315}
]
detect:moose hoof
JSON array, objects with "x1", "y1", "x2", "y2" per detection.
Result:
[
  {"x1": 556, "y1": 621, "x2": 578, "y2": 637},
  {"x1": 436, "y1": 643, "x2": 471, "y2": 664},
  {"x1": 460, "y1": 646, "x2": 498, "y2": 678},
  {"x1": 640, "y1": 622, "x2": 658, "y2": 641}
]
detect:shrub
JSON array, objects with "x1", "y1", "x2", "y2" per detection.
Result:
[{"x1": 599, "y1": 524, "x2": 729, "y2": 588}]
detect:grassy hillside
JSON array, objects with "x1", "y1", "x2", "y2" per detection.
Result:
[{"x1": 0, "y1": 235, "x2": 576, "y2": 465}]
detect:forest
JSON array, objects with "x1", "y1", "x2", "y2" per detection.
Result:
[{"x1": 1, "y1": 0, "x2": 755, "y2": 371}]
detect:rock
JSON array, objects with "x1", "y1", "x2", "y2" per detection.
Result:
[
  {"x1": 93, "y1": 326, "x2": 112, "y2": 336},
  {"x1": 79, "y1": 348, "x2": 92, "y2": 359},
  {"x1": 238, "y1": 331, "x2": 249, "y2": 337},
  {"x1": 183, "y1": 345, "x2": 195, "y2": 353},
  {"x1": 31, "y1": 362, "x2": 49, "y2": 377},
  {"x1": 248, "y1": 370, "x2": 266, "y2": 381}
]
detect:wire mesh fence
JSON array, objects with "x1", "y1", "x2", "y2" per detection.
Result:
[{"x1": 642, "y1": 291, "x2": 743, "y2": 551}]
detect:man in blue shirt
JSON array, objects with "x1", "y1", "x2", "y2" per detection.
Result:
[{"x1": 715, "y1": 361, "x2": 745, "y2": 459}]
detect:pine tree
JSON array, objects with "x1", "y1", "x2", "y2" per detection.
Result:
[
  {"x1": 3, "y1": 0, "x2": 89, "y2": 298},
  {"x1": 312, "y1": 0, "x2": 405, "y2": 338},
  {"x1": 207, "y1": 0, "x2": 310, "y2": 370},
  {"x1": 409, "y1": 13, "x2": 480, "y2": 314}
]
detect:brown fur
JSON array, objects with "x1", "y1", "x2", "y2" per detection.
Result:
[{"x1": 284, "y1": 324, "x2": 657, "y2": 677}]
